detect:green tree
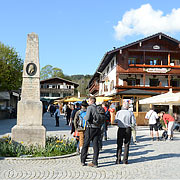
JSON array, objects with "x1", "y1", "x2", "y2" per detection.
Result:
[
  {"x1": 40, "y1": 65, "x2": 53, "y2": 80},
  {"x1": 52, "y1": 67, "x2": 64, "y2": 78},
  {"x1": 0, "y1": 42, "x2": 23, "y2": 91}
]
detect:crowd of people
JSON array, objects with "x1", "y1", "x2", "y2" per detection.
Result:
[{"x1": 46, "y1": 97, "x2": 180, "y2": 168}]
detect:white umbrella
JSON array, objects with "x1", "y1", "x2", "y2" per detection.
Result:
[
  {"x1": 139, "y1": 89, "x2": 180, "y2": 115},
  {"x1": 139, "y1": 91, "x2": 180, "y2": 105}
]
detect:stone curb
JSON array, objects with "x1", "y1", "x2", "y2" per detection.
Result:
[{"x1": 0, "y1": 152, "x2": 78, "y2": 160}]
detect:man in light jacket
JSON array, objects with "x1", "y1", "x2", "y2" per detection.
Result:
[
  {"x1": 114, "y1": 101, "x2": 136, "y2": 165},
  {"x1": 145, "y1": 107, "x2": 159, "y2": 141}
]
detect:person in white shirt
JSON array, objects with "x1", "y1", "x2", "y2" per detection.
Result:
[
  {"x1": 54, "y1": 106, "x2": 60, "y2": 127},
  {"x1": 145, "y1": 107, "x2": 159, "y2": 141}
]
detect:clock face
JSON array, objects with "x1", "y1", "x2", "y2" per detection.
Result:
[{"x1": 26, "y1": 63, "x2": 37, "y2": 76}]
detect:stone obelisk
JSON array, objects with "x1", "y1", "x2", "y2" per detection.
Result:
[{"x1": 12, "y1": 33, "x2": 46, "y2": 147}]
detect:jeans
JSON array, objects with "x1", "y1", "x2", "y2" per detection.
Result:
[
  {"x1": 116, "y1": 127, "x2": 131, "y2": 163},
  {"x1": 55, "y1": 116, "x2": 59, "y2": 126},
  {"x1": 81, "y1": 127, "x2": 101, "y2": 165}
]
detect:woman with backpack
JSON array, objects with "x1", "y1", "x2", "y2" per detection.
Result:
[{"x1": 74, "y1": 101, "x2": 89, "y2": 153}]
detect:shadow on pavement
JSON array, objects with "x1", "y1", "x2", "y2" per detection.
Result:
[
  {"x1": 0, "y1": 119, "x2": 16, "y2": 136},
  {"x1": 129, "y1": 153, "x2": 180, "y2": 164}
]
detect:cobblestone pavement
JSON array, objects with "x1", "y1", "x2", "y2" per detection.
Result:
[{"x1": 0, "y1": 113, "x2": 180, "y2": 179}]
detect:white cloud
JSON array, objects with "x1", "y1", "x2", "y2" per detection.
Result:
[{"x1": 114, "y1": 4, "x2": 180, "y2": 40}]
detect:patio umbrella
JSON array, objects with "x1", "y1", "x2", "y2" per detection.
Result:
[
  {"x1": 139, "y1": 91, "x2": 180, "y2": 105},
  {"x1": 64, "y1": 97, "x2": 82, "y2": 102},
  {"x1": 139, "y1": 89, "x2": 180, "y2": 115},
  {"x1": 96, "y1": 97, "x2": 113, "y2": 103}
]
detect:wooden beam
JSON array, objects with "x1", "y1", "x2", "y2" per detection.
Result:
[
  {"x1": 136, "y1": 97, "x2": 139, "y2": 113},
  {"x1": 168, "y1": 53, "x2": 171, "y2": 65}
]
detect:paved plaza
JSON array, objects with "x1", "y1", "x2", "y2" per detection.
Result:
[{"x1": 0, "y1": 113, "x2": 180, "y2": 180}]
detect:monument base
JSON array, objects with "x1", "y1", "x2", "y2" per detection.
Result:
[{"x1": 12, "y1": 125, "x2": 46, "y2": 147}]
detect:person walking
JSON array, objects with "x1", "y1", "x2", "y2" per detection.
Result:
[
  {"x1": 65, "y1": 104, "x2": 72, "y2": 125},
  {"x1": 81, "y1": 96, "x2": 101, "y2": 168},
  {"x1": 74, "y1": 100, "x2": 88, "y2": 153},
  {"x1": 101, "y1": 102, "x2": 110, "y2": 141},
  {"x1": 114, "y1": 101, "x2": 136, "y2": 165},
  {"x1": 145, "y1": 107, "x2": 160, "y2": 141},
  {"x1": 49, "y1": 104, "x2": 56, "y2": 117},
  {"x1": 129, "y1": 108, "x2": 137, "y2": 143},
  {"x1": 54, "y1": 106, "x2": 60, "y2": 127},
  {"x1": 70, "y1": 103, "x2": 80, "y2": 134},
  {"x1": 160, "y1": 111, "x2": 175, "y2": 140}
]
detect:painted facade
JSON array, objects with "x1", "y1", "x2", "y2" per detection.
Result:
[{"x1": 88, "y1": 32, "x2": 180, "y2": 125}]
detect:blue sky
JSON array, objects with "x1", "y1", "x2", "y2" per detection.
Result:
[{"x1": 1, "y1": 0, "x2": 180, "y2": 75}]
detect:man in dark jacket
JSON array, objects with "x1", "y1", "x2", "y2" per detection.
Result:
[{"x1": 81, "y1": 96, "x2": 101, "y2": 168}]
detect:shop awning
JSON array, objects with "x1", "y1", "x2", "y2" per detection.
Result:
[
  {"x1": 64, "y1": 97, "x2": 82, "y2": 102},
  {"x1": 96, "y1": 97, "x2": 113, "y2": 103}
]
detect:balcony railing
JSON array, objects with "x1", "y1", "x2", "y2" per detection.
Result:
[{"x1": 129, "y1": 64, "x2": 180, "y2": 68}]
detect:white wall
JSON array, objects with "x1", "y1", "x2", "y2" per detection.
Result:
[{"x1": 99, "y1": 55, "x2": 117, "y2": 96}]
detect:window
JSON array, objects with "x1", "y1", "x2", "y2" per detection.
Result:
[
  {"x1": 111, "y1": 60, "x2": 114, "y2": 69},
  {"x1": 170, "y1": 79, "x2": 180, "y2": 87},
  {"x1": 52, "y1": 85, "x2": 56, "y2": 88},
  {"x1": 41, "y1": 93, "x2": 49, "y2": 97},
  {"x1": 110, "y1": 80, "x2": 114, "y2": 91},
  {"x1": 41, "y1": 85, "x2": 43, "y2": 88},
  {"x1": 128, "y1": 58, "x2": 136, "y2": 65},
  {"x1": 127, "y1": 79, "x2": 136, "y2": 86},
  {"x1": 107, "y1": 66, "x2": 109, "y2": 74},
  {"x1": 104, "y1": 84, "x2": 108, "y2": 92},
  {"x1": 149, "y1": 59, "x2": 158, "y2": 65},
  {"x1": 150, "y1": 79, "x2": 159, "y2": 86},
  {"x1": 52, "y1": 93, "x2": 60, "y2": 97},
  {"x1": 172, "y1": 59, "x2": 180, "y2": 66},
  {"x1": 126, "y1": 79, "x2": 140, "y2": 86}
]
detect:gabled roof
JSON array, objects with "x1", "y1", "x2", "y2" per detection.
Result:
[
  {"x1": 40, "y1": 77, "x2": 79, "y2": 88},
  {"x1": 88, "y1": 32, "x2": 180, "y2": 87},
  {"x1": 107, "y1": 32, "x2": 180, "y2": 55},
  {"x1": 117, "y1": 89, "x2": 160, "y2": 95}
]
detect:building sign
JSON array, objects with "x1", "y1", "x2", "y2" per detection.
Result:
[
  {"x1": 144, "y1": 68, "x2": 171, "y2": 73},
  {"x1": 153, "y1": 45, "x2": 160, "y2": 50}
]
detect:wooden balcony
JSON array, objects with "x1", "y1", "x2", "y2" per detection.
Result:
[
  {"x1": 115, "y1": 85, "x2": 180, "y2": 93},
  {"x1": 89, "y1": 84, "x2": 99, "y2": 94}
]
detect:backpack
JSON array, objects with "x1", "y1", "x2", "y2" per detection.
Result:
[
  {"x1": 162, "y1": 130, "x2": 168, "y2": 140},
  {"x1": 79, "y1": 110, "x2": 87, "y2": 128},
  {"x1": 105, "y1": 108, "x2": 110, "y2": 122},
  {"x1": 92, "y1": 105, "x2": 105, "y2": 126}
]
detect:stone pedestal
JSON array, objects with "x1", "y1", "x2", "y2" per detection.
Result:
[
  {"x1": 12, "y1": 100, "x2": 46, "y2": 147},
  {"x1": 12, "y1": 125, "x2": 46, "y2": 147},
  {"x1": 12, "y1": 33, "x2": 46, "y2": 147}
]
